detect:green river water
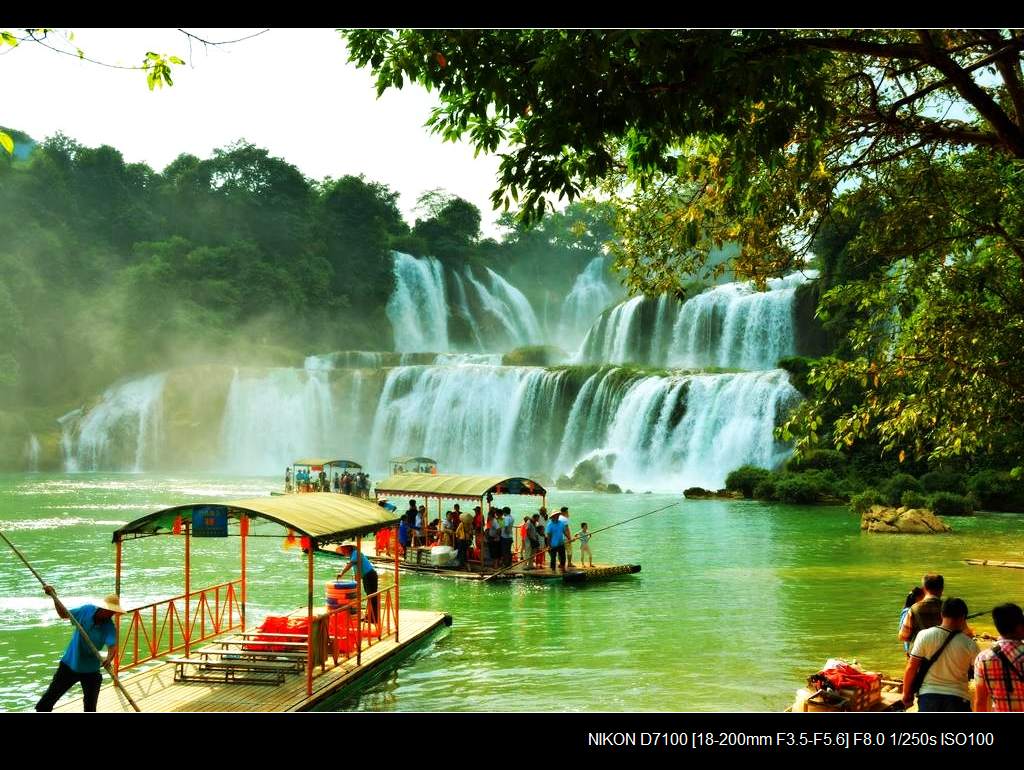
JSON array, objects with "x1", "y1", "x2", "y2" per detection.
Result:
[{"x1": 1, "y1": 474, "x2": 1022, "y2": 712}]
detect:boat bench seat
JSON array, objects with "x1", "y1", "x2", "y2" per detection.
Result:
[
  {"x1": 195, "y1": 646, "x2": 307, "y2": 671},
  {"x1": 170, "y1": 656, "x2": 292, "y2": 685}
]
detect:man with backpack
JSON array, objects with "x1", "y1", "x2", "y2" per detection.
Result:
[
  {"x1": 902, "y1": 597, "x2": 979, "y2": 712},
  {"x1": 973, "y1": 603, "x2": 1024, "y2": 712},
  {"x1": 899, "y1": 573, "x2": 944, "y2": 647}
]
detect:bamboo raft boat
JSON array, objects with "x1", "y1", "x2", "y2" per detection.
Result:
[
  {"x1": 318, "y1": 542, "x2": 639, "y2": 583},
  {"x1": 965, "y1": 558, "x2": 1024, "y2": 569},
  {"x1": 367, "y1": 472, "x2": 643, "y2": 584},
  {"x1": 52, "y1": 493, "x2": 452, "y2": 712}
]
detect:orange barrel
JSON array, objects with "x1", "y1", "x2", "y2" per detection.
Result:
[{"x1": 325, "y1": 580, "x2": 358, "y2": 615}]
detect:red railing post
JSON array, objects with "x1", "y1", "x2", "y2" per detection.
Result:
[
  {"x1": 184, "y1": 522, "x2": 191, "y2": 658},
  {"x1": 394, "y1": 525, "x2": 400, "y2": 644}
]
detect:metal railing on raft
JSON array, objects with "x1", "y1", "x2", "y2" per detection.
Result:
[
  {"x1": 305, "y1": 583, "x2": 398, "y2": 694},
  {"x1": 315, "y1": 584, "x2": 397, "y2": 667},
  {"x1": 114, "y1": 579, "x2": 244, "y2": 673}
]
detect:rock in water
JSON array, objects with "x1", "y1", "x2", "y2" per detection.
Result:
[{"x1": 860, "y1": 505, "x2": 952, "y2": 534}]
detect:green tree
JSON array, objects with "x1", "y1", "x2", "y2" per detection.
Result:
[{"x1": 344, "y1": 29, "x2": 1024, "y2": 473}]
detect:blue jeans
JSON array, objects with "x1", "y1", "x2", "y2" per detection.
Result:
[{"x1": 918, "y1": 693, "x2": 971, "y2": 712}]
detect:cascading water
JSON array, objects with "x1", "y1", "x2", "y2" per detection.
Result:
[
  {"x1": 559, "y1": 256, "x2": 619, "y2": 349},
  {"x1": 387, "y1": 252, "x2": 450, "y2": 353},
  {"x1": 219, "y1": 367, "x2": 375, "y2": 475},
  {"x1": 60, "y1": 255, "x2": 815, "y2": 489},
  {"x1": 368, "y1": 365, "x2": 568, "y2": 474},
  {"x1": 593, "y1": 369, "x2": 801, "y2": 490},
  {"x1": 575, "y1": 271, "x2": 817, "y2": 369},
  {"x1": 23, "y1": 434, "x2": 40, "y2": 472},
  {"x1": 387, "y1": 252, "x2": 542, "y2": 353},
  {"x1": 61, "y1": 373, "x2": 167, "y2": 471},
  {"x1": 666, "y1": 271, "x2": 816, "y2": 370}
]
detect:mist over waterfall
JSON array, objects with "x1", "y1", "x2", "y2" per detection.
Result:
[
  {"x1": 60, "y1": 373, "x2": 167, "y2": 472},
  {"x1": 559, "y1": 256, "x2": 620, "y2": 349},
  {"x1": 57, "y1": 251, "x2": 818, "y2": 490}
]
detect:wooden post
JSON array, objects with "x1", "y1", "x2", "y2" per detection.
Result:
[
  {"x1": 356, "y1": 534, "x2": 363, "y2": 666},
  {"x1": 393, "y1": 525, "x2": 400, "y2": 643},
  {"x1": 184, "y1": 521, "x2": 191, "y2": 658},
  {"x1": 306, "y1": 542, "x2": 314, "y2": 697}
]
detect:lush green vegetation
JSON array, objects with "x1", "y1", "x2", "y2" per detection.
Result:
[{"x1": 0, "y1": 129, "x2": 613, "y2": 467}]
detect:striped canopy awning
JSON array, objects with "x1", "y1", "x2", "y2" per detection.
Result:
[
  {"x1": 113, "y1": 493, "x2": 399, "y2": 544},
  {"x1": 374, "y1": 473, "x2": 546, "y2": 501}
]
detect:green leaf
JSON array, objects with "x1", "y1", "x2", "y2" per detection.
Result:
[{"x1": 0, "y1": 131, "x2": 13, "y2": 155}]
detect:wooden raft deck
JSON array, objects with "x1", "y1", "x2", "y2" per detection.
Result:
[
  {"x1": 320, "y1": 543, "x2": 639, "y2": 583},
  {"x1": 53, "y1": 609, "x2": 448, "y2": 713}
]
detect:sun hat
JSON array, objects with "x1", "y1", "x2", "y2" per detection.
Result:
[{"x1": 97, "y1": 594, "x2": 124, "y2": 613}]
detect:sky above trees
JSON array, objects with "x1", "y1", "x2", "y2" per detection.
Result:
[{"x1": 2, "y1": 28, "x2": 506, "y2": 236}]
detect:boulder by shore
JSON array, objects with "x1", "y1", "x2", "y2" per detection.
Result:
[{"x1": 860, "y1": 505, "x2": 952, "y2": 534}]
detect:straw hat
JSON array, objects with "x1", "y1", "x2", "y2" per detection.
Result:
[{"x1": 97, "y1": 594, "x2": 124, "y2": 613}]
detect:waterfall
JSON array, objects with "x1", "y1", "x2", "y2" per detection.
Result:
[
  {"x1": 559, "y1": 256, "x2": 617, "y2": 349},
  {"x1": 220, "y1": 367, "x2": 346, "y2": 474},
  {"x1": 576, "y1": 295, "x2": 646, "y2": 364},
  {"x1": 305, "y1": 351, "x2": 386, "y2": 370},
  {"x1": 61, "y1": 373, "x2": 167, "y2": 471},
  {"x1": 387, "y1": 252, "x2": 450, "y2": 353},
  {"x1": 24, "y1": 434, "x2": 40, "y2": 472},
  {"x1": 387, "y1": 252, "x2": 543, "y2": 353},
  {"x1": 483, "y1": 267, "x2": 543, "y2": 345},
  {"x1": 596, "y1": 369, "x2": 801, "y2": 490},
  {"x1": 58, "y1": 251, "x2": 814, "y2": 489},
  {"x1": 368, "y1": 365, "x2": 568, "y2": 474},
  {"x1": 462, "y1": 267, "x2": 542, "y2": 350},
  {"x1": 574, "y1": 270, "x2": 815, "y2": 369},
  {"x1": 57, "y1": 408, "x2": 83, "y2": 472},
  {"x1": 666, "y1": 272, "x2": 816, "y2": 369}
]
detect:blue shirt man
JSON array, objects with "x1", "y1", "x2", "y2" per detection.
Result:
[
  {"x1": 337, "y1": 544, "x2": 380, "y2": 623},
  {"x1": 37, "y1": 586, "x2": 122, "y2": 712},
  {"x1": 545, "y1": 514, "x2": 567, "y2": 571}
]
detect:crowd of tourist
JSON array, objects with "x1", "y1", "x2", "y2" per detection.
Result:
[
  {"x1": 285, "y1": 467, "x2": 371, "y2": 498},
  {"x1": 897, "y1": 573, "x2": 1023, "y2": 712},
  {"x1": 374, "y1": 501, "x2": 596, "y2": 573}
]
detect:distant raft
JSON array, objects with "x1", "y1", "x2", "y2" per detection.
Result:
[{"x1": 965, "y1": 558, "x2": 1024, "y2": 570}]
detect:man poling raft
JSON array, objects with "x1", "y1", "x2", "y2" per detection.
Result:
[
  {"x1": 482, "y1": 501, "x2": 681, "y2": 582},
  {"x1": 0, "y1": 531, "x2": 141, "y2": 712}
]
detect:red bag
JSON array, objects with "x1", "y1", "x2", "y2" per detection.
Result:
[{"x1": 244, "y1": 616, "x2": 309, "y2": 652}]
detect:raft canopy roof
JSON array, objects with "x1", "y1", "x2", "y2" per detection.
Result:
[
  {"x1": 374, "y1": 473, "x2": 546, "y2": 501},
  {"x1": 292, "y1": 458, "x2": 362, "y2": 469},
  {"x1": 389, "y1": 456, "x2": 438, "y2": 466},
  {"x1": 113, "y1": 492, "x2": 400, "y2": 544}
]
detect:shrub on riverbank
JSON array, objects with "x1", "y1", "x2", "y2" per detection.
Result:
[
  {"x1": 851, "y1": 488, "x2": 885, "y2": 515},
  {"x1": 881, "y1": 473, "x2": 924, "y2": 506},
  {"x1": 929, "y1": 492, "x2": 975, "y2": 516},
  {"x1": 725, "y1": 465, "x2": 773, "y2": 498},
  {"x1": 967, "y1": 470, "x2": 1024, "y2": 511},
  {"x1": 921, "y1": 470, "x2": 967, "y2": 495},
  {"x1": 900, "y1": 491, "x2": 928, "y2": 509}
]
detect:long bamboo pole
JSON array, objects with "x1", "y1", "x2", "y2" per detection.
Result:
[
  {"x1": 1, "y1": 531, "x2": 142, "y2": 712},
  {"x1": 482, "y1": 501, "x2": 681, "y2": 582}
]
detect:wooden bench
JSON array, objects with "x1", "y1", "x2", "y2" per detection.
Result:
[
  {"x1": 195, "y1": 646, "x2": 308, "y2": 672},
  {"x1": 170, "y1": 656, "x2": 293, "y2": 685}
]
